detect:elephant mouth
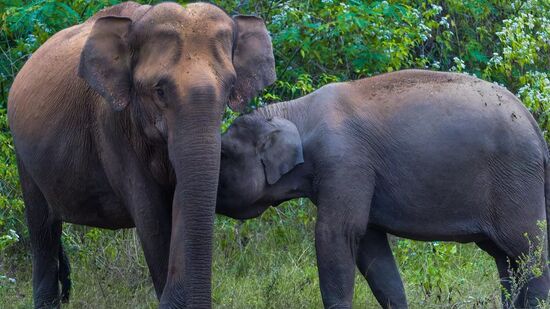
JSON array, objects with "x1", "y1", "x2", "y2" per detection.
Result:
[{"x1": 271, "y1": 199, "x2": 287, "y2": 207}]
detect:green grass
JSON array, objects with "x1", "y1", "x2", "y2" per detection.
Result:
[{"x1": 0, "y1": 201, "x2": 503, "y2": 308}]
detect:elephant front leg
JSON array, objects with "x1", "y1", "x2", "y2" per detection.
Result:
[
  {"x1": 314, "y1": 172, "x2": 374, "y2": 309},
  {"x1": 133, "y1": 208, "x2": 171, "y2": 298},
  {"x1": 127, "y1": 187, "x2": 172, "y2": 299},
  {"x1": 98, "y1": 134, "x2": 173, "y2": 298},
  {"x1": 356, "y1": 229, "x2": 407, "y2": 309},
  {"x1": 315, "y1": 220, "x2": 359, "y2": 309}
]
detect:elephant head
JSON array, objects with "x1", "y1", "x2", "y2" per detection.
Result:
[
  {"x1": 78, "y1": 2, "x2": 275, "y2": 305},
  {"x1": 217, "y1": 115, "x2": 304, "y2": 219}
]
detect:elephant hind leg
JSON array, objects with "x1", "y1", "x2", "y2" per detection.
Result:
[
  {"x1": 496, "y1": 218, "x2": 550, "y2": 307},
  {"x1": 58, "y1": 245, "x2": 71, "y2": 303},
  {"x1": 477, "y1": 239, "x2": 550, "y2": 308},
  {"x1": 356, "y1": 229, "x2": 407, "y2": 309},
  {"x1": 476, "y1": 240, "x2": 515, "y2": 308},
  {"x1": 18, "y1": 162, "x2": 62, "y2": 308}
]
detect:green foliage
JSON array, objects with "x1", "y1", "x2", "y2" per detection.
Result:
[
  {"x1": 0, "y1": 0, "x2": 549, "y2": 307},
  {"x1": 394, "y1": 239, "x2": 499, "y2": 307},
  {"x1": 0, "y1": 109, "x2": 23, "y2": 252},
  {"x1": 0, "y1": 0, "x2": 119, "y2": 108},
  {"x1": 482, "y1": 0, "x2": 550, "y2": 138}
]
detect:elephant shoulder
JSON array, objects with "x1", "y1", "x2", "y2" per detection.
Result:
[{"x1": 309, "y1": 82, "x2": 351, "y2": 107}]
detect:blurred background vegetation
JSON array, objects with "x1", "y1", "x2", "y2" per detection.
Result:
[{"x1": 0, "y1": 0, "x2": 549, "y2": 307}]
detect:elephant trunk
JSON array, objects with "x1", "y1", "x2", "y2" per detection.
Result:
[{"x1": 161, "y1": 94, "x2": 223, "y2": 307}]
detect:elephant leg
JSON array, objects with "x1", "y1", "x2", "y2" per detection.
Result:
[
  {"x1": 499, "y1": 213, "x2": 550, "y2": 308},
  {"x1": 315, "y1": 170, "x2": 373, "y2": 309},
  {"x1": 96, "y1": 136, "x2": 173, "y2": 299},
  {"x1": 477, "y1": 238, "x2": 550, "y2": 308},
  {"x1": 128, "y1": 193, "x2": 172, "y2": 299},
  {"x1": 58, "y1": 245, "x2": 71, "y2": 303},
  {"x1": 512, "y1": 247, "x2": 550, "y2": 308},
  {"x1": 520, "y1": 266, "x2": 550, "y2": 308},
  {"x1": 29, "y1": 217, "x2": 62, "y2": 309},
  {"x1": 315, "y1": 219, "x2": 359, "y2": 309},
  {"x1": 20, "y1": 165, "x2": 61, "y2": 308},
  {"x1": 356, "y1": 229, "x2": 407, "y2": 309},
  {"x1": 477, "y1": 240, "x2": 515, "y2": 308},
  {"x1": 122, "y1": 178, "x2": 172, "y2": 299}
]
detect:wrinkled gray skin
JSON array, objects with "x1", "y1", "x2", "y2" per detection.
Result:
[
  {"x1": 8, "y1": 2, "x2": 275, "y2": 308},
  {"x1": 217, "y1": 70, "x2": 550, "y2": 309}
]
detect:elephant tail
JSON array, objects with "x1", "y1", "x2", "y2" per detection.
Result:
[{"x1": 59, "y1": 244, "x2": 71, "y2": 303}]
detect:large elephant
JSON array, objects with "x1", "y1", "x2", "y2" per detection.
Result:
[
  {"x1": 7, "y1": 2, "x2": 275, "y2": 308},
  {"x1": 216, "y1": 70, "x2": 550, "y2": 308}
]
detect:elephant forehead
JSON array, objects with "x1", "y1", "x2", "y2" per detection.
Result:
[
  {"x1": 182, "y1": 3, "x2": 233, "y2": 24},
  {"x1": 136, "y1": 2, "x2": 233, "y2": 35},
  {"x1": 133, "y1": 36, "x2": 182, "y2": 76}
]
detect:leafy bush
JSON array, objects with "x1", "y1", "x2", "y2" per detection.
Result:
[{"x1": 0, "y1": 109, "x2": 23, "y2": 252}]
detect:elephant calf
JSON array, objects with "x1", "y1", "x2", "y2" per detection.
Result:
[{"x1": 216, "y1": 69, "x2": 550, "y2": 308}]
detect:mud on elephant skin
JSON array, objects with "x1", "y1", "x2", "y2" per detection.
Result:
[
  {"x1": 8, "y1": 1, "x2": 275, "y2": 308},
  {"x1": 217, "y1": 70, "x2": 550, "y2": 309}
]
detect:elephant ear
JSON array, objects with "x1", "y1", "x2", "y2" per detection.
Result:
[
  {"x1": 78, "y1": 16, "x2": 133, "y2": 111},
  {"x1": 229, "y1": 15, "x2": 276, "y2": 111},
  {"x1": 258, "y1": 117, "x2": 304, "y2": 185}
]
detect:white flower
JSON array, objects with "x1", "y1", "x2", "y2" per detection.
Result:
[
  {"x1": 439, "y1": 17, "x2": 449, "y2": 28},
  {"x1": 8, "y1": 229, "x2": 19, "y2": 241},
  {"x1": 430, "y1": 4, "x2": 443, "y2": 14},
  {"x1": 450, "y1": 57, "x2": 466, "y2": 72},
  {"x1": 489, "y1": 53, "x2": 503, "y2": 65}
]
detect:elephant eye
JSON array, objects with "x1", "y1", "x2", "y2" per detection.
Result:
[
  {"x1": 155, "y1": 87, "x2": 165, "y2": 98},
  {"x1": 154, "y1": 79, "x2": 168, "y2": 99},
  {"x1": 221, "y1": 147, "x2": 231, "y2": 160}
]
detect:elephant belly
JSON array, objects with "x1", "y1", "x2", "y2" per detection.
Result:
[
  {"x1": 368, "y1": 200, "x2": 487, "y2": 243},
  {"x1": 34, "y1": 163, "x2": 135, "y2": 229},
  {"x1": 368, "y1": 155, "x2": 545, "y2": 243},
  {"x1": 58, "y1": 189, "x2": 135, "y2": 229}
]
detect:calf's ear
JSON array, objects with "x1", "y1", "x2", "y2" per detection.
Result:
[{"x1": 258, "y1": 117, "x2": 303, "y2": 185}]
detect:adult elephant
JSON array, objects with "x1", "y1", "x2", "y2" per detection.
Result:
[{"x1": 7, "y1": 2, "x2": 275, "y2": 308}]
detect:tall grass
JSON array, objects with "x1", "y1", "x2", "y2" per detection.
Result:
[{"x1": 1, "y1": 201, "x2": 502, "y2": 308}]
